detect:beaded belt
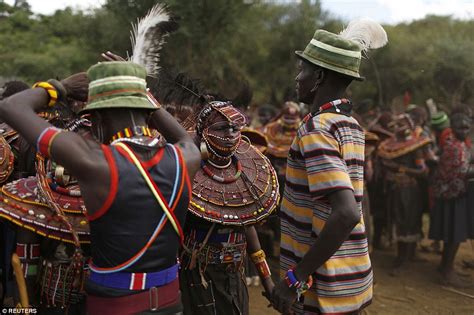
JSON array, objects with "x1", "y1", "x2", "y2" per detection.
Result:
[
  {"x1": 188, "y1": 228, "x2": 245, "y2": 244},
  {"x1": 16, "y1": 243, "x2": 40, "y2": 277},
  {"x1": 16, "y1": 243, "x2": 41, "y2": 260},
  {"x1": 89, "y1": 263, "x2": 179, "y2": 291},
  {"x1": 188, "y1": 241, "x2": 246, "y2": 265}
]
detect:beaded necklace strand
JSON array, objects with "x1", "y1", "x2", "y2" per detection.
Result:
[
  {"x1": 110, "y1": 126, "x2": 153, "y2": 142},
  {"x1": 201, "y1": 156, "x2": 242, "y2": 183},
  {"x1": 109, "y1": 126, "x2": 160, "y2": 148}
]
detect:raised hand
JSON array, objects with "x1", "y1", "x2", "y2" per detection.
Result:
[
  {"x1": 101, "y1": 51, "x2": 126, "y2": 62},
  {"x1": 60, "y1": 72, "x2": 89, "y2": 102}
]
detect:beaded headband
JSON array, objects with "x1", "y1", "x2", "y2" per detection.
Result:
[{"x1": 196, "y1": 101, "x2": 247, "y2": 136}]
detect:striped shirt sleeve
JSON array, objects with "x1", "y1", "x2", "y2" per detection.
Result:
[{"x1": 299, "y1": 129, "x2": 353, "y2": 196}]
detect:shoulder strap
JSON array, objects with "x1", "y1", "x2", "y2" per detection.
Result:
[
  {"x1": 116, "y1": 143, "x2": 183, "y2": 238},
  {"x1": 90, "y1": 143, "x2": 184, "y2": 274}
]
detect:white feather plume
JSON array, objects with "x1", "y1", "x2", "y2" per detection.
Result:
[
  {"x1": 130, "y1": 4, "x2": 176, "y2": 77},
  {"x1": 339, "y1": 18, "x2": 388, "y2": 53}
]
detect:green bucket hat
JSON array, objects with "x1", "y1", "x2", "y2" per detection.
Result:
[
  {"x1": 296, "y1": 30, "x2": 364, "y2": 80},
  {"x1": 81, "y1": 61, "x2": 155, "y2": 112},
  {"x1": 431, "y1": 111, "x2": 450, "y2": 130}
]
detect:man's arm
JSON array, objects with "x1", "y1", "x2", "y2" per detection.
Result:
[
  {"x1": 0, "y1": 77, "x2": 104, "y2": 181},
  {"x1": 294, "y1": 189, "x2": 360, "y2": 280},
  {"x1": 148, "y1": 106, "x2": 200, "y2": 178}
]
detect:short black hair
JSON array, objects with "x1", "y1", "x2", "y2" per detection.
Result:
[
  {"x1": 2, "y1": 80, "x2": 29, "y2": 98},
  {"x1": 451, "y1": 104, "x2": 472, "y2": 119}
]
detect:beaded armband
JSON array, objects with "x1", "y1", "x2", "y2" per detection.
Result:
[
  {"x1": 36, "y1": 127, "x2": 63, "y2": 158},
  {"x1": 32, "y1": 82, "x2": 58, "y2": 107},
  {"x1": 285, "y1": 268, "x2": 313, "y2": 300},
  {"x1": 250, "y1": 249, "x2": 271, "y2": 279}
]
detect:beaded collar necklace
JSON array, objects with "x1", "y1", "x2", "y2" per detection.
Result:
[
  {"x1": 109, "y1": 126, "x2": 160, "y2": 147},
  {"x1": 109, "y1": 126, "x2": 153, "y2": 143},
  {"x1": 201, "y1": 156, "x2": 242, "y2": 183}
]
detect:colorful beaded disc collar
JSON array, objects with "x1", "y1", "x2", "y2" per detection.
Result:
[{"x1": 189, "y1": 143, "x2": 280, "y2": 226}]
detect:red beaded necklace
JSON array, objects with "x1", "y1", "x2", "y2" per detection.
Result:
[
  {"x1": 319, "y1": 98, "x2": 350, "y2": 112},
  {"x1": 201, "y1": 156, "x2": 242, "y2": 183},
  {"x1": 303, "y1": 98, "x2": 351, "y2": 123}
]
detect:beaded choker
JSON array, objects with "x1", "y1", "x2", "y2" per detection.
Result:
[
  {"x1": 110, "y1": 126, "x2": 153, "y2": 143},
  {"x1": 304, "y1": 99, "x2": 352, "y2": 123},
  {"x1": 318, "y1": 98, "x2": 351, "y2": 113},
  {"x1": 318, "y1": 98, "x2": 350, "y2": 113},
  {"x1": 201, "y1": 156, "x2": 242, "y2": 183}
]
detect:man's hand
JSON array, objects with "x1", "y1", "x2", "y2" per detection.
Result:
[
  {"x1": 272, "y1": 279, "x2": 297, "y2": 314},
  {"x1": 101, "y1": 51, "x2": 126, "y2": 62},
  {"x1": 60, "y1": 72, "x2": 89, "y2": 102},
  {"x1": 261, "y1": 277, "x2": 275, "y2": 307}
]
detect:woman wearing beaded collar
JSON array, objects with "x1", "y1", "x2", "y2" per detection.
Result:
[{"x1": 180, "y1": 101, "x2": 279, "y2": 315}]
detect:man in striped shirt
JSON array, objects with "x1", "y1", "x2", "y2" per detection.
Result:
[{"x1": 272, "y1": 20, "x2": 388, "y2": 314}]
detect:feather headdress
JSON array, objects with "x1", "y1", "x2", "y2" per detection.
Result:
[
  {"x1": 339, "y1": 18, "x2": 388, "y2": 53},
  {"x1": 129, "y1": 4, "x2": 178, "y2": 77}
]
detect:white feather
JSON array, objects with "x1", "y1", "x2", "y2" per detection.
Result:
[
  {"x1": 339, "y1": 18, "x2": 388, "y2": 52},
  {"x1": 130, "y1": 4, "x2": 173, "y2": 77}
]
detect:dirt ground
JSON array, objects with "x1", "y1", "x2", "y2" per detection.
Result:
[{"x1": 249, "y1": 229, "x2": 474, "y2": 314}]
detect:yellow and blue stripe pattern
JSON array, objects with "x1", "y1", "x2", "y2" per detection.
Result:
[{"x1": 280, "y1": 112, "x2": 372, "y2": 314}]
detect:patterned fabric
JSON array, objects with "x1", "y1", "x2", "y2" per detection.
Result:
[
  {"x1": 280, "y1": 112, "x2": 372, "y2": 314},
  {"x1": 433, "y1": 135, "x2": 472, "y2": 199}
]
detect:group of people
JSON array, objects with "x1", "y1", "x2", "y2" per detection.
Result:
[
  {"x1": 358, "y1": 102, "x2": 474, "y2": 287},
  {"x1": 0, "y1": 8, "x2": 471, "y2": 315}
]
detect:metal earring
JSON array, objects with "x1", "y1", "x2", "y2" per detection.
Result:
[
  {"x1": 200, "y1": 141, "x2": 209, "y2": 160},
  {"x1": 236, "y1": 135, "x2": 251, "y2": 154}
]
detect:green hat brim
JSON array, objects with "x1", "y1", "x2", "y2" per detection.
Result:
[
  {"x1": 295, "y1": 50, "x2": 365, "y2": 81},
  {"x1": 80, "y1": 96, "x2": 156, "y2": 113}
]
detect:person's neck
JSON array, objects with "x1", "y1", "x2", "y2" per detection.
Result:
[
  {"x1": 310, "y1": 88, "x2": 347, "y2": 113},
  {"x1": 104, "y1": 118, "x2": 149, "y2": 143},
  {"x1": 208, "y1": 154, "x2": 232, "y2": 167}
]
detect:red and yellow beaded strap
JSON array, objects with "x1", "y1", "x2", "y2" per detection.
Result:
[
  {"x1": 36, "y1": 127, "x2": 63, "y2": 159},
  {"x1": 32, "y1": 82, "x2": 58, "y2": 107},
  {"x1": 110, "y1": 126, "x2": 153, "y2": 143}
]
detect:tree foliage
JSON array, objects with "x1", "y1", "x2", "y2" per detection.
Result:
[{"x1": 0, "y1": 0, "x2": 472, "y2": 111}]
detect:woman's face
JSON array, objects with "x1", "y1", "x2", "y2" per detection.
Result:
[
  {"x1": 204, "y1": 115, "x2": 242, "y2": 157},
  {"x1": 451, "y1": 113, "x2": 472, "y2": 141}
]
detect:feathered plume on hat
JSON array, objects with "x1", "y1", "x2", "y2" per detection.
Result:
[
  {"x1": 129, "y1": 4, "x2": 178, "y2": 77},
  {"x1": 339, "y1": 18, "x2": 388, "y2": 54}
]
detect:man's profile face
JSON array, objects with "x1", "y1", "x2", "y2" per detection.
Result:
[{"x1": 295, "y1": 59, "x2": 318, "y2": 104}]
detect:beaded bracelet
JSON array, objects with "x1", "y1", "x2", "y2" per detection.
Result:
[
  {"x1": 32, "y1": 82, "x2": 58, "y2": 107},
  {"x1": 285, "y1": 268, "x2": 313, "y2": 300},
  {"x1": 250, "y1": 250, "x2": 271, "y2": 279},
  {"x1": 36, "y1": 127, "x2": 63, "y2": 158},
  {"x1": 250, "y1": 249, "x2": 266, "y2": 264}
]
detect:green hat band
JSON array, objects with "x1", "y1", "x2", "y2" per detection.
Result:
[
  {"x1": 296, "y1": 30, "x2": 363, "y2": 80},
  {"x1": 82, "y1": 62, "x2": 155, "y2": 112}
]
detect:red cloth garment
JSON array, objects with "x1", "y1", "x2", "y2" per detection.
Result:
[{"x1": 434, "y1": 135, "x2": 471, "y2": 199}]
